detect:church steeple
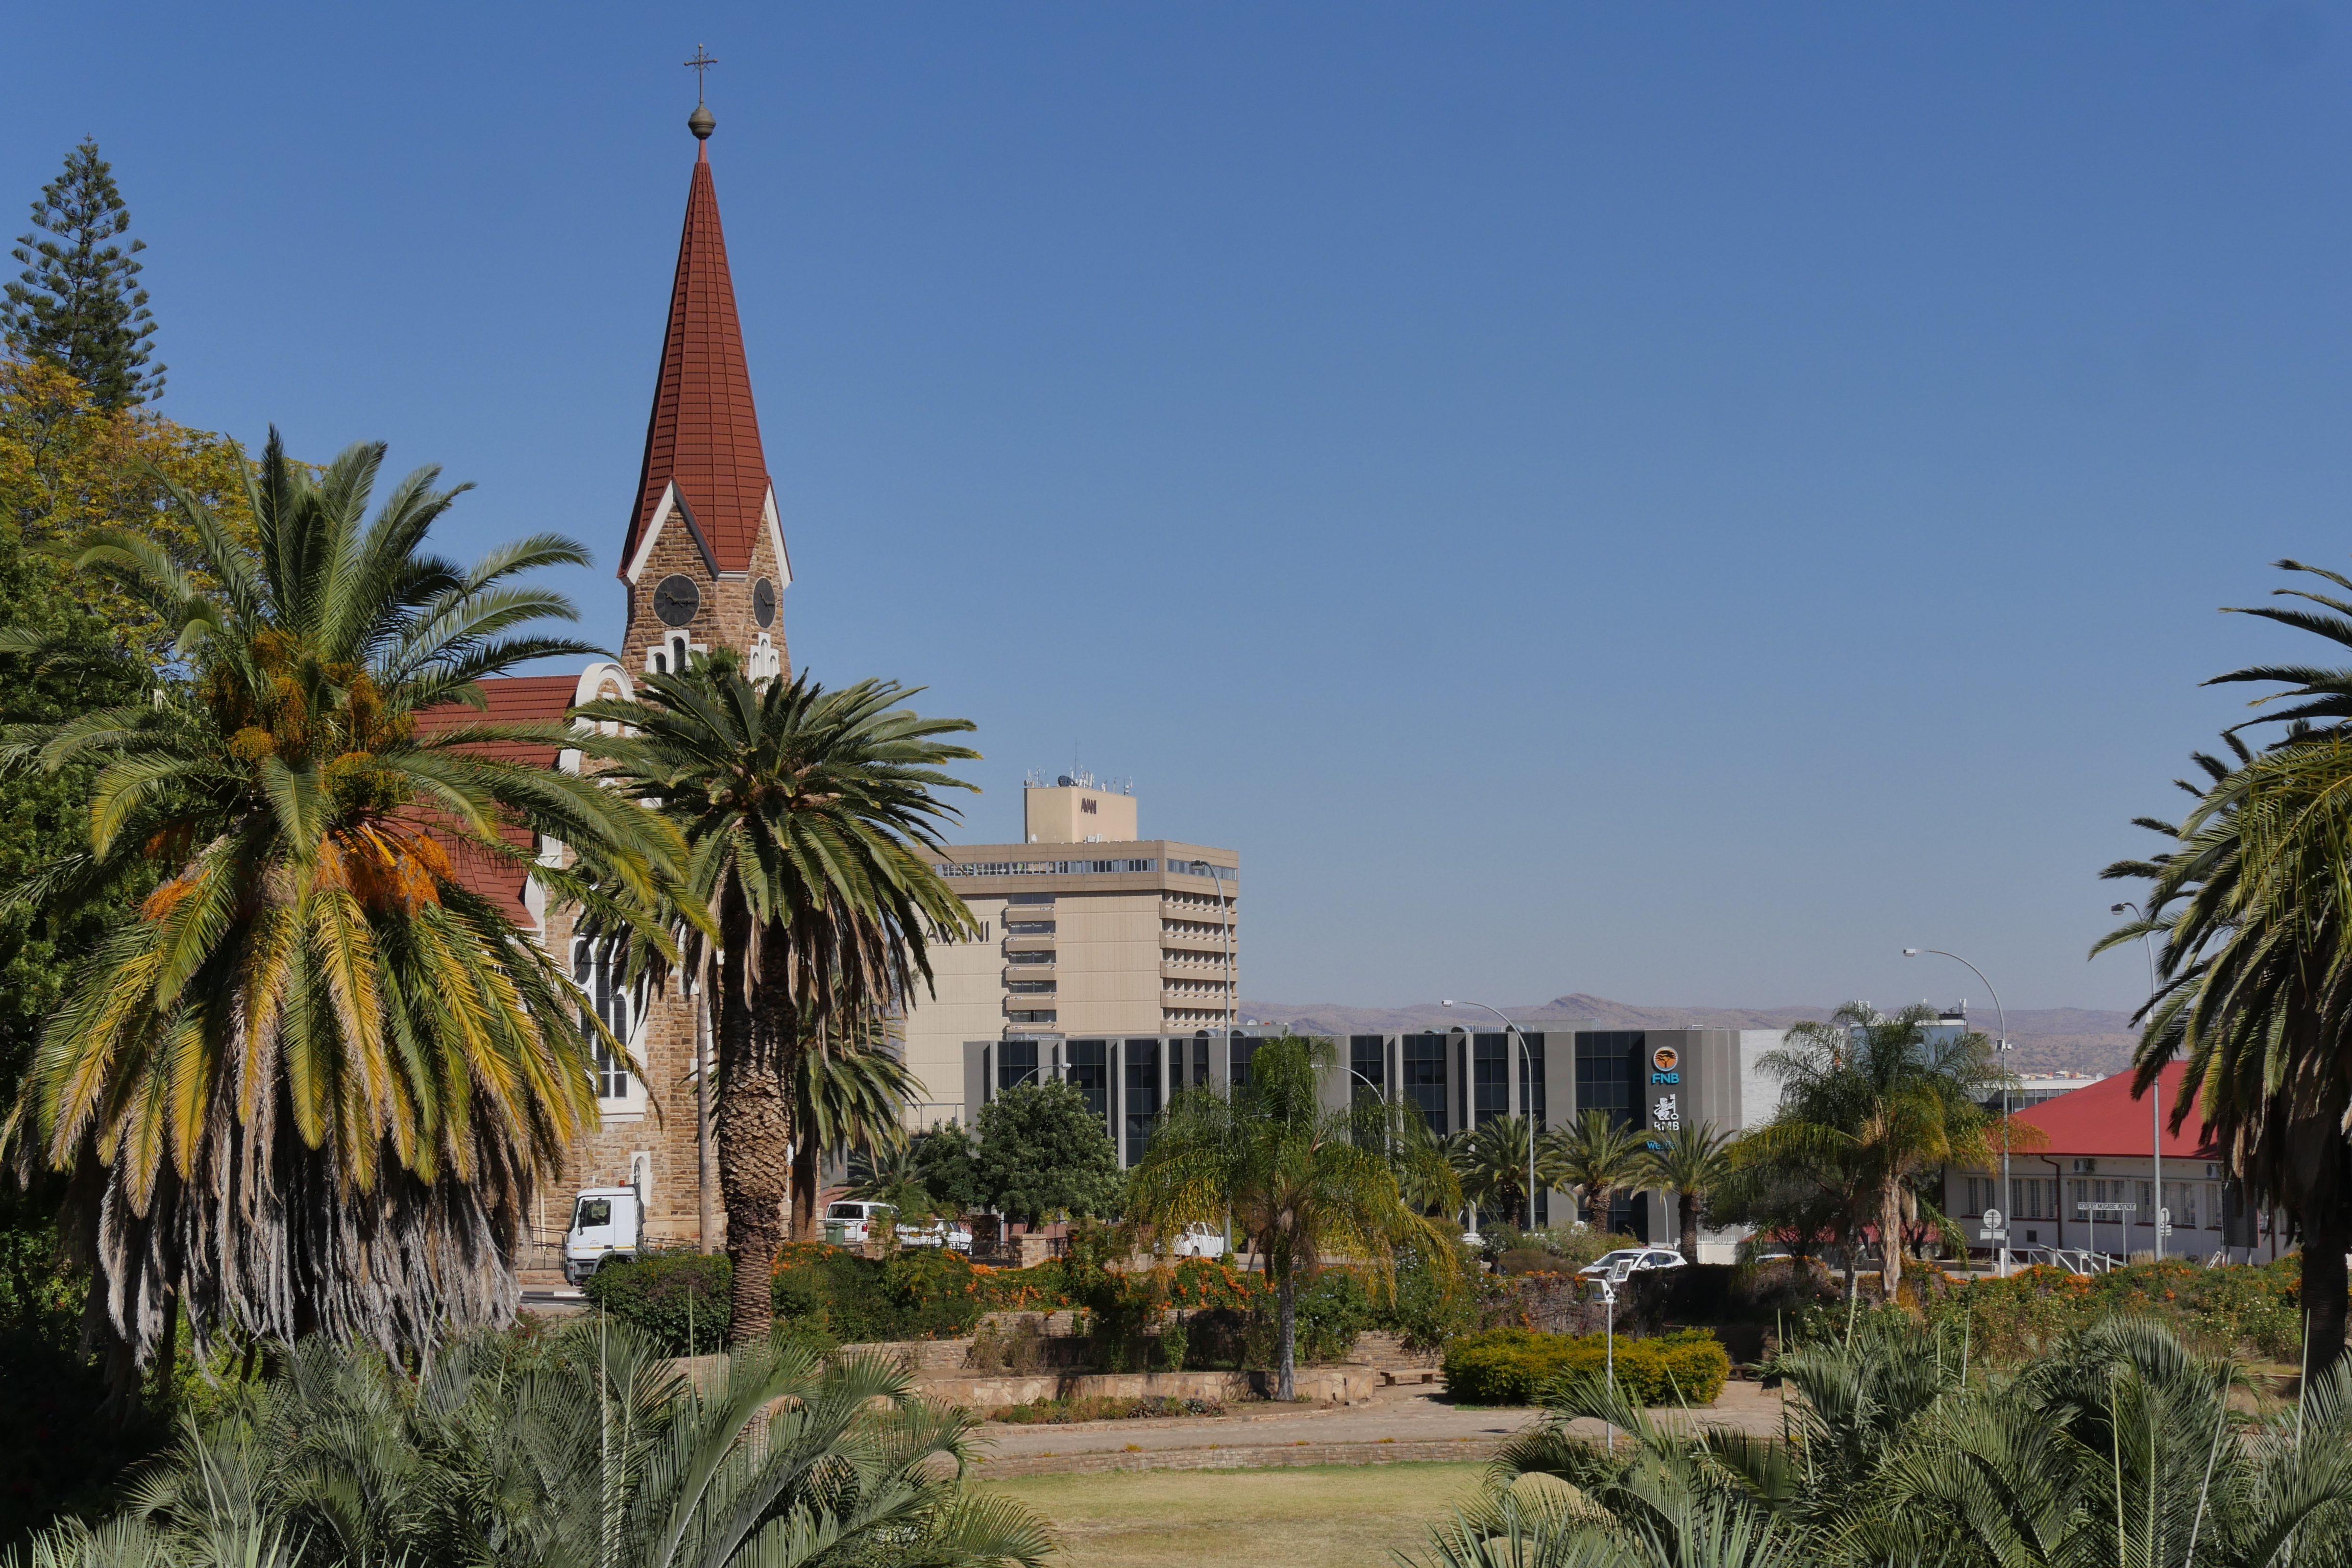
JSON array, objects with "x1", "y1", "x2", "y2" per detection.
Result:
[{"x1": 619, "y1": 99, "x2": 789, "y2": 684}]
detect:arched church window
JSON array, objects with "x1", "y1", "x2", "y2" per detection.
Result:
[{"x1": 572, "y1": 936, "x2": 644, "y2": 1101}]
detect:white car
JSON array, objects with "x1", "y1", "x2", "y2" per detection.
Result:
[
  {"x1": 822, "y1": 1200, "x2": 972, "y2": 1252},
  {"x1": 1169, "y1": 1221, "x2": 1224, "y2": 1258},
  {"x1": 1577, "y1": 1246, "x2": 1687, "y2": 1280}
]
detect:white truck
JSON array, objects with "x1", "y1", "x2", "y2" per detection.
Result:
[{"x1": 562, "y1": 1186, "x2": 643, "y2": 1285}]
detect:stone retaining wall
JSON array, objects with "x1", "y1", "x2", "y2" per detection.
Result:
[{"x1": 942, "y1": 1365, "x2": 1380, "y2": 1411}]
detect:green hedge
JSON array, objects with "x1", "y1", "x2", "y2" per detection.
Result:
[
  {"x1": 770, "y1": 1243, "x2": 990, "y2": 1344},
  {"x1": 1442, "y1": 1327, "x2": 1730, "y2": 1407},
  {"x1": 581, "y1": 1251, "x2": 735, "y2": 1356},
  {"x1": 1910, "y1": 1256, "x2": 2308, "y2": 1364}
]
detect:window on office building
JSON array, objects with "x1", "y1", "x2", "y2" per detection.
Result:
[
  {"x1": 1474, "y1": 1034, "x2": 1509, "y2": 1124},
  {"x1": 1350, "y1": 1035, "x2": 1386, "y2": 1111},
  {"x1": 1231, "y1": 1036, "x2": 1260, "y2": 1087},
  {"x1": 1124, "y1": 1040, "x2": 1159, "y2": 1165},
  {"x1": 1066, "y1": 1040, "x2": 1109, "y2": 1125},
  {"x1": 1520, "y1": 1036, "x2": 1547, "y2": 1224},
  {"x1": 998, "y1": 1039, "x2": 1038, "y2": 1096},
  {"x1": 1575, "y1": 1033, "x2": 1643, "y2": 1131},
  {"x1": 1402, "y1": 1033, "x2": 1447, "y2": 1136}
]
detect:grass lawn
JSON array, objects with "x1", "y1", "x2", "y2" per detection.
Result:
[{"x1": 982, "y1": 1461, "x2": 1496, "y2": 1568}]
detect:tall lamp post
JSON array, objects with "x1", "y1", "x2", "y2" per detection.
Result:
[
  {"x1": 1902, "y1": 948, "x2": 2011, "y2": 1278},
  {"x1": 2112, "y1": 902, "x2": 2165, "y2": 1259},
  {"x1": 1444, "y1": 999, "x2": 1540, "y2": 1231}
]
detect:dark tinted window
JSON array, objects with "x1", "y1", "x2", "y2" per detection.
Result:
[
  {"x1": 999, "y1": 1039, "x2": 1039, "y2": 1094},
  {"x1": 1124, "y1": 1040, "x2": 1160, "y2": 1163},
  {"x1": 1576, "y1": 1032, "x2": 1644, "y2": 1131},
  {"x1": 1402, "y1": 1033, "x2": 1447, "y2": 1136},
  {"x1": 1474, "y1": 1033, "x2": 1509, "y2": 1125},
  {"x1": 1067, "y1": 1039, "x2": 1109, "y2": 1122},
  {"x1": 1351, "y1": 1035, "x2": 1385, "y2": 1102}
]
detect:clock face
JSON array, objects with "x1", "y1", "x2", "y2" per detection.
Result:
[
  {"x1": 752, "y1": 577, "x2": 776, "y2": 628},
  {"x1": 652, "y1": 574, "x2": 700, "y2": 628}
]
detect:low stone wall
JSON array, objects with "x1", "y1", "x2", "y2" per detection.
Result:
[{"x1": 941, "y1": 1365, "x2": 1381, "y2": 1412}]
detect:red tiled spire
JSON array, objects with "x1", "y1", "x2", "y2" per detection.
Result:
[{"x1": 621, "y1": 141, "x2": 773, "y2": 578}]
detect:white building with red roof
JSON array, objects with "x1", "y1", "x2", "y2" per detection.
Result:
[{"x1": 1943, "y1": 1060, "x2": 2289, "y2": 1267}]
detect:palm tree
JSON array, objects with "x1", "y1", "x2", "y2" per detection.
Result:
[
  {"x1": 62, "y1": 1320, "x2": 1051, "y2": 1568},
  {"x1": 2101, "y1": 569, "x2": 2352, "y2": 1375},
  {"x1": 1638, "y1": 1119, "x2": 1733, "y2": 1262},
  {"x1": 1125, "y1": 1033, "x2": 1461, "y2": 1400},
  {"x1": 577, "y1": 659, "x2": 978, "y2": 1342},
  {"x1": 1452, "y1": 1114, "x2": 1543, "y2": 1231},
  {"x1": 1739, "y1": 1003, "x2": 2010, "y2": 1302},
  {"x1": 0, "y1": 434, "x2": 680, "y2": 1383},
  {"x1": 789, "y1": 1011, "x2": 921, "y2": 1243},
  {"x1": 1544, "y1": 1109, "x2": 1647, "y2": 1236}
]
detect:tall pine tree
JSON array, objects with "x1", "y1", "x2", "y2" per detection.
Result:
[{"x1": 4, "y1": 139, "x2": 163, "y2": 410}]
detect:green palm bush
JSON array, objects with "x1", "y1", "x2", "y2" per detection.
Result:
[
  {"x1": 1452, "y1": 1113, "x2": 1542, "y2": 1230},
  {"x1": 1542, "y1": 1110, "x2": 1647, "y2": 1236},
  {"x1": 12, "y1": 1321, "x2": 1050, "y2": 1568},
  {"x1": 1636, "y1": 1120, "x2": 1733, "y2": 1262},
  {"x1": 577, "y1": 659, "x2": 978, "y2": 1343},
  {"x1": 1124, "y1": 1033, "x2": 1462, "y2": 1399},
  {"x1": 1420, "y1": 1314, "x2": 2352, "y2": 1568},
  {"x1": 0, "y1": 434, "x2": 681, "y2": 1379},
  {"x1": 1735, "y1": 1003, "x2": 2013, "y2": 1302},
  {"x1": 794, "y1": 1012, "x2": 922, "y2": 1240}
]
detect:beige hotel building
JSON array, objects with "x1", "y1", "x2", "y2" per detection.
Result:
[{"x1": 897, "y1": 776, "x2": 1238, "y2": 1129}]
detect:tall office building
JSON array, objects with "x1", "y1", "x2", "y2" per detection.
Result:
[{"x1": 896, "y1": 777, "x2": 1238, "y2": 1128}]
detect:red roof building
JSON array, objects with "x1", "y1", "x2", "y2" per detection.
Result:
[{"x1": 1942, "y1": 1061, "x2": 2286, "y2": 1266}]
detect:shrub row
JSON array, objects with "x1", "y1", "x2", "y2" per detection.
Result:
[
  {"x1": 985, "y1": 1393, "x2": 1227, "y2": 1425},
  {"x1": 1909, "y1": 1256, "x2": 2307, "y2": 1364},
  {"x1": 580, "y1": 1243, "x2": 1413, "y2": 1365},
  {"x1": 1442, "y1": 1326, "x2": 1731, "y2": 1407}
]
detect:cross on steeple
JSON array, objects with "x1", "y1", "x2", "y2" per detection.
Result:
[{"x1": 684, "y1": 44, "x2": 717, "y2": 104}]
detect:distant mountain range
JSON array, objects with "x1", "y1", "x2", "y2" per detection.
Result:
[{"x1": 1236, "y1": 992, "x2": 2139, "y2": 1079}]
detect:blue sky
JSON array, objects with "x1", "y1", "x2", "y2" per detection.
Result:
[{"x1": 7, "y1": 4, "x2": 2348, "y2": 1012}]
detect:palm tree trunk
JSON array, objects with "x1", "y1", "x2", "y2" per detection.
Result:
[
  {"x1": 715, "y1": 893, "x2": 787, "y2": 1343},
  {"x1": 791, "y1": 1136, "x2": 821, "y2": 1241},
  {"x1": 1588, "y1": 1184, "x2": 1611, "y2": 1235},
  {"x1": 1678, "y1": 1191, "x2": 1699, "y2": 1262},
  {"x1": 2305, "y1": 1195, "x2": 2350, "y2": 1378},
  {"x1": 1878, "y1": 1179, "x2": 1905, "y2": 1302},
  {"x1": 1276, "y1": 1271, "x2": 1297, "y2": 1402}
]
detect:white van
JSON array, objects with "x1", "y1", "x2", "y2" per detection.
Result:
[
  {"x1": 823, "y1": 1199, "x2": 972, "y2": 1252},
  {"x1": 562, "y1": 1187, "x2": 642, "y2": 1285}
]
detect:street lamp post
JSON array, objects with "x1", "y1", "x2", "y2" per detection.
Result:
[
  {"x1": 2112, "y1": 902, "x2": 2165, "y2": 1259},
  {"x1": 1902, "y1": 948, "x2": 2011, "y2": 1278},
  {"x1": 1444, "y1": 999, "x2": 1540, "y2": 1232}
]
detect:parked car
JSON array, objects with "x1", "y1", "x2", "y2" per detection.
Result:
[
  {"x1": 1577, "y1": 1246, "x2": 1687, "y2": 1280},
  {"x1": 822, "y1": 1200, "x2": 972, "y2": 1252},
  {"x1": 1169, "y1": 1221, "x2": 1224, "y2": 1258}
]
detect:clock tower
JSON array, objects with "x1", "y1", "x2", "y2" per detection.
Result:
[{"x1": 618, "y1": 102, "x2": 791, "y2": 684}]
